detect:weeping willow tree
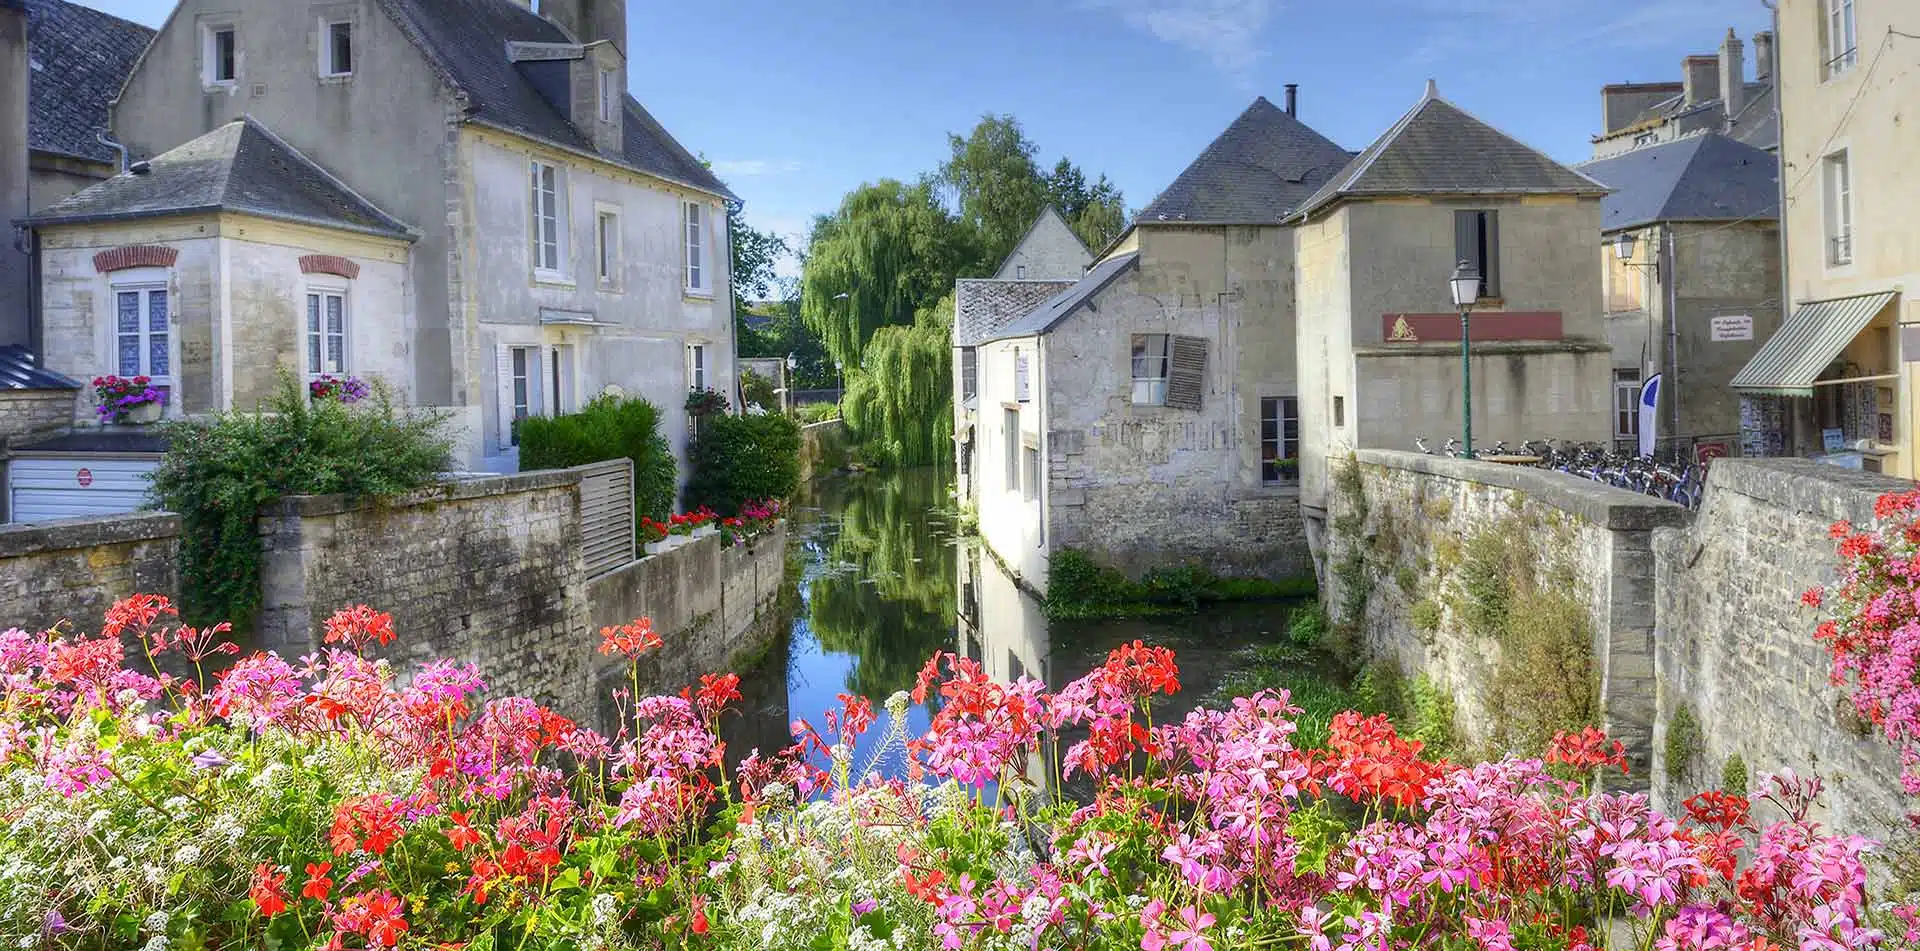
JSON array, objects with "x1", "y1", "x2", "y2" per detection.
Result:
[
  {"x1": 843, "y1": 296, "x2": 954, "y2": 467},
  {"x1": 800, "y1": 179, "x2": 976, "y2": 371}
]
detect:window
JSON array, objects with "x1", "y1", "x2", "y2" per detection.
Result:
[
  {"x1": 961, "y1": 346, "x2": 977, "y2": 401},
  {"x1": 598, "y1": 69, "x2": 618, "y2": 123},
  {"x1": 687, "y1": 343, "x2": 706, "y2": 391},
  {"x1": 113, "y1": 285, "x2": 170, "y2": 381},
  {"x1": 1004, "y1": 408, "x2": 1019, "y2": 491},
  {"x1": 1022, "y1": 445, "x2": 1039, "y2": 502},
  {"x1": 1614, "y1": 369, "x2": 1642, "y2": 440},
  {"x1": 596, "y1": 210, "x2": 619, "y2": 284},
  {"x1": 1015, "y1": 348, "x2": 1030, "y2": 403},
  {"x1": 1453, "y1": 210, "x2": 1501, "y2": 299},
  {"x1": 684, "y1": 202, "x2": 709, "y2": 294},
  {"x1": 204, "y1": 25, "x2": 237, "y2": 84},
  {"x1": 1261, "y1": 396, "x2": 1300, "y2": 485},
  {"x1": 550, "y1": 345, "x2": 575, "y2": 415},
  {"x1": 1825, "y1": 151, "x2": 1853, "y2": 266},
  {"x1": 509, "y1": 347, "x2": 534, "y2": 445},
  {"x1": 530, "y1": 161, "x2": 567, "y2": 277},
  {"x1": 305, "y1": 288, "x2": 347, "y2": 376},
  {"x1": 320, "y1": 20, "x2": 352, "y2": 77},
  {"x1": 1333, "y1": 395, "x2": 1346, "y2": 428},
  {"x1": 1131, "y1": 334, "x2": 1169, "y2": 405},
  {"x1": 1824, "y1": 0, "x2": 1857, "y2": 77},
  {"x1": 1016, "y1": 265, "x2": 1027, "y2": 279}
]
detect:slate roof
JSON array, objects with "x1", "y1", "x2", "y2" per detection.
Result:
[
  {"x1": 27, "y1": 118, "x2": 415, "y2": 239},
  {"x1": 1576, "y1": 133, "x2": 1778, "y2": 232},
  {"x1": 374, "y1": 0, "x2": 735, "y2": 201},
  {"x1": 985, "y1": 253, "x2": 1139, "y2": 342},
  {"x1": 954, "y1": 279, "x2": 1077, "y2": 347},
  {"x1": 0, "y1": 344, "x2": 82, "y2": 390},
  {"x1": 23, "y1": 0, "x2": 153, "y2": 164},
  {"x1": 1134, "y1": 97, "x2": 1354, "y2": 224},
  {"x1": 1294, "y1": 86, "x2": 1607, "y2": 219}
]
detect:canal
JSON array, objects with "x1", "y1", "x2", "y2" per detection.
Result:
[{"x1": 729, "y1": 466, "x2": 1320, "y2": 781}]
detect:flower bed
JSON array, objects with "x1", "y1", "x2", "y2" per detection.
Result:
[{"x1": 0, "y1": 596, "x2": 1908, "y2": 950}]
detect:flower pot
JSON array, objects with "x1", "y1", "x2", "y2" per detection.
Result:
[
  {"x1": 121, "y1": 401, "x2": 163, "y2": 425},
  {"x1": 643, "y1": 540, "x2": 673, "y2": 557},
  {"x1": 692, "y1": 525, "x2": 717, "y2": 539}
]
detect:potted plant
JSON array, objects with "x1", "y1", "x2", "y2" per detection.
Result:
[
  {"x1": 641, "y1": 517, "x2": 672, "y2": 556},
  {"x1": 690, "y1": 506, "x2": 719, "y2": 539},
  {"x1": 92, "y1": 375, "x2": 167, "y2": 425},
  {"x1": 310, "y1": 374, "x2": 371, "y2": 404}
]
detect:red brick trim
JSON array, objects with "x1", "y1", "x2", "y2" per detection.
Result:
[
  {"x1": 1380, "y1": 311, "x2": 1564, "y2": 343},
  {"x1": 92, "y1": 246, "x2": 179, "y2": 273},
  {"x1": 299, "y1": 254, "x2": 360, "y2": 280}
]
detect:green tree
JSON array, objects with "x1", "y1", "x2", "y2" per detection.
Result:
[
  {"x1": 799, "y1": 179, "x2": 975, "y2": 370},
  {"x1": 939, "y1": 115, "x2": 1049, "y2": 268},
  {"x1": 728, "y1": 207, "x2": 790, "y2": 305},
  {"x1": 842, "y1": 295, "x2": 955, "y2": 467},
  {"x1": 1044, "y1": 157, "x2": 1128, "y2": 251}
]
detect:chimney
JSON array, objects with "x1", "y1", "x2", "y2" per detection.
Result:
[
  {"x1": 1753, "y1": 31, "x2": 1775, "y2": 83},
  {"x1": 539, "y1": 0, "x2": 627, "y2": 158},
  {"x1": 1719, "y1": 29, "x2": 1746, "y2": 119},
  {"x1": 1283, "y1": 83, "x2": 1297, "y2": 117},
  {"x1": 1683, "y1": 54, "x2": 1720, "y2": 107},
  {"x1": 1, "y1": 0, "x2": 30, "y2": 348},
  {"x1": 540, "y1": 0, "x2": 625, "y2": 56}
]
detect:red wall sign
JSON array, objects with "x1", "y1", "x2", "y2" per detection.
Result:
[
  {"x1": 1381, "y1": 312, "x2": 1564, "y2": 343},
  {"x1": 76, "y1": 468, "x2": 93, "y2": 487},
  {"x1": 1696, "y1": 443, "x2": 1728, "y2": 466}
]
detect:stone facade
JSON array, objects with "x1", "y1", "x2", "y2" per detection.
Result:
[
  {"x1": 1327, "y1": 449, "x2": 1683, "y2": 775},
  {"x1": 0, "y1": 389, "x2": 78, "y2": 446},
  {"x1": 1652, "y1": 459, "x2": 1906, "y2": 833},
  {"x1": 992, "y1": 207, "x2": 1091, "y2": 281},
  {"x1": 797, "y1": 418, "x2": 849, "y2": 483},
  {"x1": 0, "y1": 511, "x2": 180, "y2": 631}
]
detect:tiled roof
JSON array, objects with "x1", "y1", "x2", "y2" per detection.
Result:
[
  {"x1": 985, "y1": 253, "x2": 1139, "y2": 342},
  {"x1": 1294, "y1": 86, "x2": 1606, "y2": 219},
  {"x1": 1134, "y1": 97, "x2": 1354, "y2": 224},
  {"x1": 375, "y1": 0, "x2": 735, "y2": 201},
  {"x1": 953, "y1": 279, "x2": 1076, "y2": 347},
  {"x1": 23, "y1": 0, "x2": 153, "y2": 164},
  {"x1": 28, "y1": 118, "x2": 414, "y2": 239},
  {"x1": 1577, "y1": 133, "x2": 1778, "y2": 232},
  {"x1": 0, "y1": 344, "x2": 82, "y2": 390}
]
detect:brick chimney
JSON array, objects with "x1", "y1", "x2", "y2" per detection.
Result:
[
  {"x1": 1284, "y1": 83, "x2": 1297, "y2": 117},
  {"x1": 1, "y1": 0, "x2": 30, "y2": 348},
  {"x1": 540, "y1": 0, "x2": 626, "y2": 158},
  {"x1": 1683, "y1": 54, "x2": 1720, "y2": 107},
  {"x1": 1753, "y1": 31, "x2": 1775, "y2": 83},
  {"x1": 1720, "y1": 28, "x2": 1746, "y2": 119}
]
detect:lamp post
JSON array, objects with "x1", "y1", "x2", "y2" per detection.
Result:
[{"x1": 1450, "y1": 261, "x2": 1481, "y2": 457}]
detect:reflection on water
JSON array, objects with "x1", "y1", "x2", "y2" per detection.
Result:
[{"x1": 729, "y1": 467, "x2": 1307, "y2": 785}]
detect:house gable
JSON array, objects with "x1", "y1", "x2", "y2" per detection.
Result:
[{"x1": 993, "y1": 207, "x2": 1091, "y2": 280}]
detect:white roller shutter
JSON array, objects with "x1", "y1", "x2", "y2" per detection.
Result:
[{"x1": 8, "y1": 456, "x2": 160, "y2": 523}]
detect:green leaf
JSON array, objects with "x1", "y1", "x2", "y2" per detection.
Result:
[{"x1": 550, "y1": 867, "x2": 583, "y2": 891}]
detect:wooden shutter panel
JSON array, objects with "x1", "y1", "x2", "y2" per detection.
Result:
[
  {"x1": 495, "y1": 345, "x2": 516, "y2": 448},
  {"x1": 1482, "y1": 210, "x2": 1501, "y2": 298},
  {"x1": 1453, "y1": 210, "x2": 1475, "y2": 272},
  {"x1": 1165, "y1": 335, "x2": 1208, "y2": 411}
]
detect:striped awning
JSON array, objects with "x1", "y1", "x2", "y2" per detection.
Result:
[{"x1": 1730, "y1": 291, "x2": 1899, "y2": 396}]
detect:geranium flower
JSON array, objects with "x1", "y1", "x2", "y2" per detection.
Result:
[
  {"x1": 250, "y1": 863, "x2": 288, "y2": 917},
  {"x1": 302, "y1": 862, "x2": 334, "y2": 901}
]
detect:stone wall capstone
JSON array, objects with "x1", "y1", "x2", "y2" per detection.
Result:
[{"x1": 0, "y1": 511, "x2": 180, "y2": 631}]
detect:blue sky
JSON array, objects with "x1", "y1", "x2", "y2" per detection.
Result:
[{"x1": 89, "y1": 0, "x2": 1772, "y2": 284}]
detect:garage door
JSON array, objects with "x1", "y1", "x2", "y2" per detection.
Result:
[{"x1": 7, "y1": 456, "x2": 160, "y2": 523}]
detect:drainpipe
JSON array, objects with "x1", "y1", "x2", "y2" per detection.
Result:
[
  {"x1": 96, "y1": 132, "x2": 129, "y2": 173},
  {"x1": 1666, "y1": 224, "x2": 1681, "y2": 449},
  {"x1": 1766, "y1": 0, "x2": 1795, "y2": 456}
]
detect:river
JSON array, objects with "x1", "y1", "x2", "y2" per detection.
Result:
[{"x1": 727, "y1": 467, "x2": 1315, "y2": 782}]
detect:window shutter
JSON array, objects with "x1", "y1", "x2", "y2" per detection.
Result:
[
  {"x1": 1453, "y1": 211, "x2": 1475, "y2": 273},
  {"x1": 495, "y1": 345, "x2": 516, "y2": 448},
  {"x1": 1482, "y1": 211, "x2": 1501, "y2": 298},
  {"x1": 1165, "y1": 335, "x2": 1208, "y2": 411}
]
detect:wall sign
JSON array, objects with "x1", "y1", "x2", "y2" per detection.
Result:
[
  {"x1": 75, "y1": 468, "x2": 93, "y2": 487},
  {"x1": 1380, "y1": 312, "x2": 1564, "y2": 343},
  {"x1": 1710, "y1": 315, "x2": 1754, "y2": 341}
]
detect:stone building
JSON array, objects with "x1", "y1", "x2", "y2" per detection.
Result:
[
  {"x1": 1577, "y1": 134, "x2": 1780, "y2": 458},
  {"x1": 1731, "y1": 0, "x2": 1917, "y2": 476},
  {"x1": 29, "y1": 0, "x2": 741, "y2": 476},
  {"x1": 1591, "y1": 28, "x2": 1779, "y2": 159},
  {"x1": 1291, "y1": 83, "x2": 1612, "y2": 524},
  {"x1": 972, "y1": 96, "x2": 1351, "y2": 591},
  {"x1": 952, "y1": 208, "x2": 1086, "y2": 500}
]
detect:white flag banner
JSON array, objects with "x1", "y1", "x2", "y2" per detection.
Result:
[{"x1": 1639, "y1": 373, "x2": 1662, "y2": 458}]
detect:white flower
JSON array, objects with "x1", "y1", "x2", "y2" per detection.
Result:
[
  {"x1": 591, "y1": 892, "x2": 618, "y2": 927},
  {"x1": 173, "y1": 844, "x2": 200, "y2": 867},
  {"x1": 886, "y1": 691, "x2": 911, "y2": 719},
  {"x1": 141, "y1": 938, "x2": 168, "y2": 951},
  {"x1": 144, "y1": 911, "x2": 169, "y2": 933}
]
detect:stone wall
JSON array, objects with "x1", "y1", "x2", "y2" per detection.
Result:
[
  {"x1": 0, "y1": 390, "x2": 78, "y2": 447},
  {"x1": 0, "y1": 511, "x2": 180, "y2": 631},
  {"x1": 1327, "y1": 450, "x2": 1684, "y2": 776},
  {"x1": 1652, "y1": 459, "x2": 1907, "y2": 833},
  {"x1": 798, "y1": 418, "x2": 850, "y2": 483}
]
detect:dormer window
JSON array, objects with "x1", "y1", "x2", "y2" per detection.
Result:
[
  {"x1": 321, "y1": 20, "x2": 353, "y2": 77},
  {"x1": 204, "y1": 24, "x2": 237, "y2": 85}
]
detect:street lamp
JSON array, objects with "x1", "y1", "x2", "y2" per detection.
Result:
[{"x1": 1449, "y1": 260, "x2": 1481, "y2": 457}]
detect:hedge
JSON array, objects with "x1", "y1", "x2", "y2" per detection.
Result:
[
  {"x1": 518, "y1": 395, "x2": 677, "y2": 522},
  {"x1": 685, "y1": 413, "x2": 801, "y2": 515}
]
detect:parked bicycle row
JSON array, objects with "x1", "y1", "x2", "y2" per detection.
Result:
[{"x1": 1411, "y1": 437, "x2": 1704, "y2": 510}]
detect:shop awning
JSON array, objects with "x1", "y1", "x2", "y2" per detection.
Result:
[{"x1": 1730, "y1": 291, "x2": 1899, "y2": 396}]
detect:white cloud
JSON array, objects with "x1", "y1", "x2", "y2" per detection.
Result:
[
  {"x1": 1078, "y1": 0, "x2": 1275, "y2": 81},
  {"x1": 711, "y1": 159, "x2": 803, "y2": 179}
]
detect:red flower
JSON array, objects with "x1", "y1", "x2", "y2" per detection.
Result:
[
  {"x1": 598, "y1": 617, "x2": 662, "y2": 658},
  {"x1": 250, "y1": 863, "x2": 289, "y2": 917},
  {"x1": 1684, "y1": 790, "x2": 1752, "y2": 831},
  {"x1": 691, "y1": 672, "x2": 742, "y2": 719},
  {"x1": 446, "y1": 812, "x2": 481, "y2": 852},
  {"x1": 1801, "y1": 587, "x2": 1825, "y2": 608},
  {"x1": 1545, "y1": 726, "x2": 1629, "y2": 776},
  {"x1": 691, "y1": 897, "x2": 710, "y2": 935},
  {"x1": 301, "y1": 862, "x2": 334, "y2": 901},
  {"x1": 339, "y1": 891, "x2": 409, "y2": 948},
  {"x1": 331, "y1": 793, "x2": 405, "y2": 857},
  {"x1": 903, "y1": 867, "x2": 946, "y2": 901},
  {"x1": 101, "y1": 593, "x2": 176, "y2": 640},
  {"x1": 464, "y1": 858, "x2": 500, "y2": 905},
  {"x1": 322, "y1": 605, "x2": 397, "y2": 652}
]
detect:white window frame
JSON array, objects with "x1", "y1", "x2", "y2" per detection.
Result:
[
  {"x1": 1824, "y1": 0, "x2": 1857, "y2": 78},
  {"x1": 530, "y1": 160, "x2": 569, "y2": 281},
  {"x1": 1825, "y1": 150, "x2": 1853, "y2": 267},
  {"x1": 303, "y1": 284, "x2": 349, "y2": 378},
  {"x1": 1131, "y1": 334, "x2": 1169, "y2": 406},
  {"x1": 507, "y1": 345, "x2": 542, "y2": 446},
  {"x1": 109, "y1": 274, "x2": 173, "y2": 385},
  {"x1": 595, "y1": 207, "x2": 620, "y2": 287},
  {"x1": 202, "y1": 22, "x2": 238, "y2": 86},
  {"x1": 1614, "y1": 369, "x2": 1642, "y2": 440},
  {"x1": 686, "y1": 342, "x2": 707, "y2": 391},
  {"x1": 684, "y1": 201, "x2": 710, "y2": 295},
  {"x1": 1014, "y1": 347, "x2": 1030, "y2": 403},
  {"x1": 1021, "y1": 443, "x2": 1039, "y2": 502},
  {"x1": 1003, "y1": 408, "x2": 1019, "y2": 492},
  {"x1": 319, "y1": 18, "x2": 352, "y2": 78},
  {"x1": 598, "y1": 68, "x2": 618, "y2": 123}
]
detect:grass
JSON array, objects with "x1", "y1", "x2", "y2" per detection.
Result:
[{"x1": 1207, "y1": 640, "x2": 1359, "y2": 750}]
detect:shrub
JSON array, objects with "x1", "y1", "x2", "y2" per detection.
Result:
[
  {"x1": 1046, "y1": 549, "x2": 1315, "y2": 619},
  {"x1": 517, "y1": 394, "x2": 677, "y2": 521},
  {"x1": 1667, "y1": 703, "x2": 1703, "y2": 785},
  {"x1": 1487, "y1": 587, "x2": 1596, "y2": 755},
  {"x1": 685, "y1": 412, "x2": 801, "y2": 515},
  {"x1": 149, "y1": 375, "x2": 451, "y2": 628},
  {"x1": 1722, "y1": 752, "x2": 1749, "y2": 796},
  {"x1": 1394, "y1": 565, "x2": 1419, "y2": 592},
  {"x1": 1404, "y1": 674, "x2": 1460, "y2": 759},
  {"x1": 796, "y1": 400, "x2": 842, "y2": 424},
  {"x1": 1287, "y1": 603, "x2": 1330, "y2": 648},
  {"x1": 1353, "y1": 660, "x2": 1405, "y2": 718},
  {"x1": 1410, "y1": 599, "x2": 1443, "y2": 633}
]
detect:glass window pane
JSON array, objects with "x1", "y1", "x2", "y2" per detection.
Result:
[
  {"x1": 307, "y1": 295, "x2": 320, "y2": 333},
  {"x1": 327, "y1": 296, "x2": 344, "y2": 335},
  {"x1": 309, "y1": 335, "x2": 322, "y2": 375},
  {"x1": 327, "y1": 335, "x2": 343, "y2": 372},
  {"x1": 118, "y1": 293, "x2": 140, "y2": 334},
  {"x1": 118, "y1": 337, "x2": 139, "y2": 375},
  {"x1": 149, "y1": 290, "x2": 169, "y2": 330},
  {"x1": 149, "y1": 334, "x2": 168, "y2": 376}
]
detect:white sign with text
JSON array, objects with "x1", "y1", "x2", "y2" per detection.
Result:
[{"x1": 1711, "y1": 315, "x2": 1754, "y2": 341}]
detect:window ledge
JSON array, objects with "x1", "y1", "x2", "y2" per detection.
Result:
[
  {"x1": 319, "y1": 73, "x2": 353, "y2": 85},
  {"x1": 533, "y1": 271, "x2": 576, "y2": 289},
  {"x1": 683, "y1": 289, "x2": 715, "y2": 301},
  {"x1": 203, "y1": 81, "x2": 238, "y2": 93}
]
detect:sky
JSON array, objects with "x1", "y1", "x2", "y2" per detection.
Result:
[{"x1": 88, "y1": 0, "x2": 1773, "y2": 286}]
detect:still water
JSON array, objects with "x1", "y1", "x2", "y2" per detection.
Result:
[{"x1": 728, "y1": 467, "x2": 1308, "y2": 781}]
